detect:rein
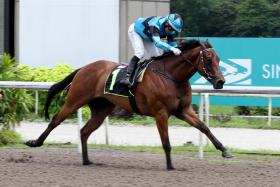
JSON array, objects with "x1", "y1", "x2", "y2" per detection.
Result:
[
  {"x1": 151, "y1": 68, "x2": 184, "y2": 84},
  {"x1": 151, "y1": 46, "x2": 214, "y2": 83}
]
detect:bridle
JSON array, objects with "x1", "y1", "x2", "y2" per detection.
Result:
[
  {"x1": 181, "y1": 47, "x2": 215, "y2": 80},
  {"x1": 151, "y1": 45, "x2": 216, "y2": 83}
]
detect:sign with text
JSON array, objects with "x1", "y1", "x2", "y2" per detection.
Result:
[{"x1": 189, "y1": 37, "x2": 280, "y2": 106}]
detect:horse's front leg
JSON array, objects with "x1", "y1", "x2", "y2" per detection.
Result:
[
  {"x1": 155, "y1": 110, "x2": 174, "y2": 170},
  {"x1": 176, "y1": 107, "x2": 233, "y2": 158}
]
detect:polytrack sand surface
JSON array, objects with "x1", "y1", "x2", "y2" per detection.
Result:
[{"x1": 1, "y1": 148, "x2": 280, "y2": 187}]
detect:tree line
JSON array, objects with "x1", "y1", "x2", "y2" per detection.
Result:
[{"x1": 171, "y1": 0, "x2": 280, "y2": 37}]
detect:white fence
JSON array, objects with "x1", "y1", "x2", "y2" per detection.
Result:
[
  {"x1": 1, "y1": 81, "x2": 280, "y2": 158},
  {"x1": 1, "y1": 81, "x2": 278, "y2": 124}
]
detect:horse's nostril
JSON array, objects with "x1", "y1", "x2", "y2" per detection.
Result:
[
  {"x1": 217, "y1": 79, "x2": 225, "y2": 85},
  {"x1": 215, "y1": 79, "x2": 225, "y2": 89}
]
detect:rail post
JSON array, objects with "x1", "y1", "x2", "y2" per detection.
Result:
[
  {"x1": 35, "y1": 90, "x2": 39, "y2": 115},
  {"x1": 104, "y1": 117, "x2": 109, "y2": 145},
  {"x1": 198, "y1": 93, "x2": 204, "y2": 159},
  {"x1": 204, "y1": 93, "x2": 210, "y2": 145},
  {"x1": 77, "y1": 108, "x2": 83, "y2": 153},
  {"x1": 268, "y1": 97, "x2": 272, "y2": 126}
]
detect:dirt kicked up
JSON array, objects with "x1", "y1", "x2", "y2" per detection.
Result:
[{"x1": 0, "y1": 148, "x2": 280, "y2": 187}]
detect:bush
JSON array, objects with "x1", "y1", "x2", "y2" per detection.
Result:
[
  {"x1": 234, "y1": 106, "x2": 250, "y2": 115},
  {"x1": 273, "y1": 108, "x2": 280, "y2": 116},
  {"x1": 29, "y1": 64, "x2": 73, "y2": 118},
  {"x1": 0, "y1": 54, "x2": 34, "y2": 129},
  {"x1": 250, "y1": 107, "x2": 268, "y2": 115},
  {"x1": 0, "y1": 129, "x2": 21, "y2": 146},
  {"x1": 17, "y1": 63, "x2": 74, "y2": 118},
  {"x1": 234, "y1": 106, "x2": 280, "y2": 116},
  {"x1": 0, "y1": 89, "x2": 34, "y2": 129},
  {"x1": 0, "y1": 53, "x2": 76, "y2": 125}
]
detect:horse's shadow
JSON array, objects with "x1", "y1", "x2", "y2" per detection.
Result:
[{"x1": 84, "y1": 160, "x2": 188, "y2": 172}]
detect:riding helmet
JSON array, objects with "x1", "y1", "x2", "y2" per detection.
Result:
[{"x1": 167, "y1": 13, "x2": 183, "y2": 32}]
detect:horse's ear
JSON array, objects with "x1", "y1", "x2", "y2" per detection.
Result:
[
  {"x1": 177, "y1": 39, "x2": 186, "y2": 49},
  {"x1": 205, "y1": 39, "x2": 213, "y2": 48},
  {"x1": 177, "y1": 38, "x2": 187, "y2": 46}
]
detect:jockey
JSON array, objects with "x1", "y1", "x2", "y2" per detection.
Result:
[{"x1": 120, "y1": 13, "x2": 184, "y2": 86}]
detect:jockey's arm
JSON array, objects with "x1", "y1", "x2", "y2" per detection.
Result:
[
  {"x1": 167, "y1": 34, "x2": 178, "y2": 48},
  {"x1": 149, "y1": 26, "x2": 173, "y2": 52}
]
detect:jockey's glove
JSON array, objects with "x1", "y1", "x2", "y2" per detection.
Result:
[{"x1": 171, "y1": 47, "x2": 182, "y2": 56}]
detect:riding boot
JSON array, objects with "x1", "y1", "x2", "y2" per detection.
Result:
[{"x1": 120, "y1": 56, "x2": 140, "y2": 86}]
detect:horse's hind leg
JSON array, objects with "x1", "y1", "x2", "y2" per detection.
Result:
[
  {"x1": 176, "y1": 107, "x2": 233, "y2": 158},
  {"x1": 26, "y1": 103, "x2": 78, "y2": 147},
  {"x1": 81, "y1": 98, "x2": 115, "y2": 165}
]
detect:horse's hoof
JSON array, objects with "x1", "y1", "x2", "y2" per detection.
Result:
[
  {"x1": 25, "y1": 140, "x2": 42, "y2": 147},
  {"x1": 222, "y1": 151, "x2": 234, "y2": 158},
  {"x1": 167, "y1": 166, "x2": 175, "y2": 171},
  {"x1": 83, "y1": 161, "x2": 93, "y2": 165}
]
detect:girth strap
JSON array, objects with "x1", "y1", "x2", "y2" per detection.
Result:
[{"x1": 128, "y1": 89, "x2": 141, "y2": 114}]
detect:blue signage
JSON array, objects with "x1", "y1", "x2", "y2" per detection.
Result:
[{"x1": 189, "y1": 37, "x2": 280, "y2": 107}]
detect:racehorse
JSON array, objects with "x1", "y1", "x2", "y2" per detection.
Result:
[{"x1": 26, "y1": 39, "x2": 233, "y2": 170}]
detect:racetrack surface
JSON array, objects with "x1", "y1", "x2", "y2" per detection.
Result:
[{"x1": 1, "y1": 148, "x2": 279, "y2": 187}]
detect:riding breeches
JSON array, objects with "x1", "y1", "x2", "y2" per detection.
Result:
[{"x1": 128, "y1": 23, "x2": 162, "y2": 59}]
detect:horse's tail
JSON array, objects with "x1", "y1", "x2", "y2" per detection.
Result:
[{"x1": 44, "y1": 68, "x2": 80, "y2": 119}]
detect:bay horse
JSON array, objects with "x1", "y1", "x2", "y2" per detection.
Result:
[{"x1": 26, "y1": 40, "x2": 233, "y2": 170}]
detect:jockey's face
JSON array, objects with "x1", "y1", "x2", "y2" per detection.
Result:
[{"x1": 164, "y1": 22, "x2": 174, "y2": 33}]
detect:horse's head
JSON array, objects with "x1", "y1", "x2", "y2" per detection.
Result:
[{"x1": 180, "y1": 40, "x2": 225, "y2": 89}]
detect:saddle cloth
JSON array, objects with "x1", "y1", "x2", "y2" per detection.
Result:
[
  {"x1": 104, "y1": 65, "x2": 129, "y2": 97},
  {"x1": 104, "y1": 60, "x2": 152, "y2": 97},
  {"x1": 104, "y1": 59, "x2": 153, "y2": 113}
]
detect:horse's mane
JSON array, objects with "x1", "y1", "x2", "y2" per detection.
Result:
[
  {"x1": 178, "y1": 39, "x2": 202, "y2": 50},
  {"x1": 153, "y1": 39, "x2": 202, "y2": 60}
]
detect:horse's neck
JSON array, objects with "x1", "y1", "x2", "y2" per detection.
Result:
[{"x1": 160, "y1": 54, "x2": 197, "y2": 82}]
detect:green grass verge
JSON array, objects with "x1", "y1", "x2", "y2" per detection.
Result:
[
  {"x1": 109, "y1": 115, "x2": 280, "y2": 129},
  {"x1": 210, "y1": 105, "x2": 236, "y2": 115},
  {"x1": 0, "y1": 130, "x2": 22, "y2": 146},
  {"x1": 208, "y1": 118, "x2": 280, "y2": 129}
]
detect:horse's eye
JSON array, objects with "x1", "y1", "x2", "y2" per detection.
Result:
[{"x1": 206, "y1": 60, "x2": 212, "y2": 65}]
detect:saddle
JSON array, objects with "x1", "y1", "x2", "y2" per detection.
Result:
[{"x1": 104, "y1": 59, "x2": 153, "y2": 113}]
